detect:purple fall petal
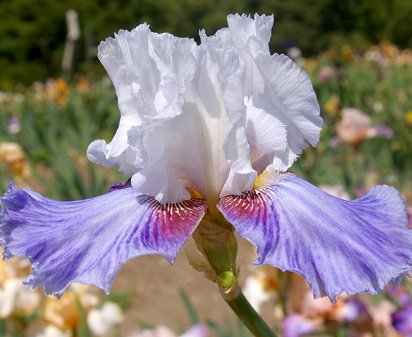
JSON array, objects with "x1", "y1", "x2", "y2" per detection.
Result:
[
  {"x1": 218, "y1": 174, "x2": 412, "y2": 301},
  {"x1": 0, "y1": 183, "x2": 206, "y2": 296}
]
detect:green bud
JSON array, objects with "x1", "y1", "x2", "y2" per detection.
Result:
[
  {"x1": 193, "y1": 218, "x2": 238, "y2": 290},
  {"x1": 218, "y1": 271, "x2": 236, "y2": 290}
]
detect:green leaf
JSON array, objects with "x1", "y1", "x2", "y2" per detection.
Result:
[
  {"x1": 73, "y1": 293, "x2": 92, "y2": 337},
  {"x1": 179, "y1": 289, "x2": 199, "y2": 325}
]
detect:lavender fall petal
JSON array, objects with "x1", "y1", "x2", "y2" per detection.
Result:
[
  {"x1": 218, "y1": 174, "x2": 412, "y2": 301},
  {"x1": 0, "y1": 183, "x2": 206, "y2": 296}
]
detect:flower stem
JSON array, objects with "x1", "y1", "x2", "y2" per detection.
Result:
[
  {"x1": 192, "y1": 219, "x2": 278, "y2": 336},
  {"x1": 220, "y1": 280, "x2": 278, "y2": 337}
]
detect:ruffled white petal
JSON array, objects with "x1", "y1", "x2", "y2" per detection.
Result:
[
  {"x1": 130, "y1": 46, "x2": 255, "y2": 204},
  {"x1": 226, "y1": 13, "x2": 273, "y2": 53},
  {"x1": 202, "y1": 14, "x2": 322, "y2": 173},
  {"x1": 221, "y1": 125, "x2": 256, "y2": 197},
  {"x1": 88, "y1": 14, "x2": 323, "y2": 203},
  {"x1": 245, "y1": 97, "x2": 287, "y2": 172},
  {"x1": 87, "y1": 24, "x2": 198, "y2": 175},
  {"x1": 252, "y1": 53, "x2": 322, "y2": 171}
]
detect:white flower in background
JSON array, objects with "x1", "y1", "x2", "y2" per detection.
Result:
[
  {"x1": 70, "y1": 283, "x2": 101, "y2": 309},
  {"x1": 87, "y1": 302, "x2": 124, "y2": 336},
  {"x1": 180, "y1": 325, "x2": 208, "y2": 337},
  {"x1": 35, "y1": 325, "x2": 72, "y2": 337},
  {"x1": 243, "y1": 275, "x2": 272, "y2": 313},
  {"x1": 127, "y1": 326, "x2": 175, "y2": 337},
  {"x1": 127, "y1": 324, "x2": 208, "y2": 337},
  {"x1": 0, "y1": 277, "x2": 40, "y2": 318}
]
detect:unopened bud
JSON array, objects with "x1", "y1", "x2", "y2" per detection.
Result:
[{"x1": 193, "y1": 219, "x2": 238, "y2": 290}]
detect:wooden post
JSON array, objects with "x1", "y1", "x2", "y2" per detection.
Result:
[{"x1": 62, "y1": 9, "x2": 80, "y2": 79}]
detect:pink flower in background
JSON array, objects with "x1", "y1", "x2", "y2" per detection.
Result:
[
  {"x1": 7, "y1": 116, "x2": 21, "y2": 135},
  {"x1": 318, "y1": 66, "x2": 334, "y2": 81},
  {"x1": 369, "y1": 300, "x2": 396, "y2": 330},
  {"x1": 301, "y1": 291, "x2": 333, "y2": 318},
  {"x1": 331, "y1": 108, "x2": 393, "y2": 147}
]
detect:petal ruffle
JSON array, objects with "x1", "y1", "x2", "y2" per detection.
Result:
[
  {"x1": 226, "y1": 13, "x2": 273, "y2": 53},
  {"x1": 87, "y1": 24, "x2": 198, "y2": 176},
  {"x1": 218, "y1": 174, "x2": 412, "y2": 301},
  {"x1": 0, "y1": 184, "x2": 206, "y2": 296},
  {"x1": 129, "y1": 46, "x2": 255, "y2": 203},
  {"x1": 250, "y1": 54, "x2": 322, "y2": 171},
  {"x1": 202, "y1": 14, "x2": 323, "y2": 173}
]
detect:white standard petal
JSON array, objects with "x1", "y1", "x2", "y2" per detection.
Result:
[
  {"x1": 221, "y1": 125, "x2": 256, "y2": 197},
  {"x1": 245, "y1": 97, "x2": 287, "y2": 173},
  {"x1": 251, "y1": 53, "x2": 322, "y2": 171},
  {"x1": 220, "y1": 14, "x2": 322, "y2": 172},
  {"x1": 87, "y1": 25, "x2": 198, "y2": 176},
  {"x1": 201, "y1": 14, "x2": 273, "y2": 94},
  {"x1": 88, "y1": 16, "x2": 322, "y2": 205},
  {"x1": 226, "y1": 13, "x2": 274, "y2": 54},
  {"x1": 130, "y1": 46, "x2": 255, "y2": 206}
]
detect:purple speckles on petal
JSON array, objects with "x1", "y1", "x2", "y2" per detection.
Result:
[
  {"x1": 218, "y1": 174, "x2": 412, "y2": 301},
  {"x1": 0, "y1": 183, "x2": 206, "y2": 297}
]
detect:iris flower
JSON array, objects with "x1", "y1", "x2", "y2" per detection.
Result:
[{"x1": 1, "y1": 14, "x2": 411, "y2": 302}]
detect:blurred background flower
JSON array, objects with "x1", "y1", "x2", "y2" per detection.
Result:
[
  {"x1": 0, "y1": 142, "x2": 31, "y2": 186},
  {"x1": 331, "y1": 108, "x2": 393, "y2": 148},
  {"x1": 87, "y1": 302, "x2": 124, "y2": 336}
]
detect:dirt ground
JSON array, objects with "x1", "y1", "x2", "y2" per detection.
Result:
[{"x1": 113, "y1": 236, "x2": 267, "y2": 335}]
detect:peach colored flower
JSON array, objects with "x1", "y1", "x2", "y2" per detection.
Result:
[{"x1": 334, "y1": 108, "x2": 393, "y2": 147}]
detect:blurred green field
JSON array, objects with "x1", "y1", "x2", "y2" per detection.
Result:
[
  {"x1": 1, "y1": 43, "x2": 411, "y2": 204},
  {"x1": 297, "y1": 45, "x2": 412, "y2": 201}
]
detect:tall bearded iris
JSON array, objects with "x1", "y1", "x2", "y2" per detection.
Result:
[{"x1": 1, "y1": 14, "x2": 412, "y2": 308}]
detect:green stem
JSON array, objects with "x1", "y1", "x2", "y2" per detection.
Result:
[
  {"x1": 220, "y1": 281, "x2": 278, "y2": 337},
  {"x1": 192, "y1": 219, "x2": 278, "y2": 337}
]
